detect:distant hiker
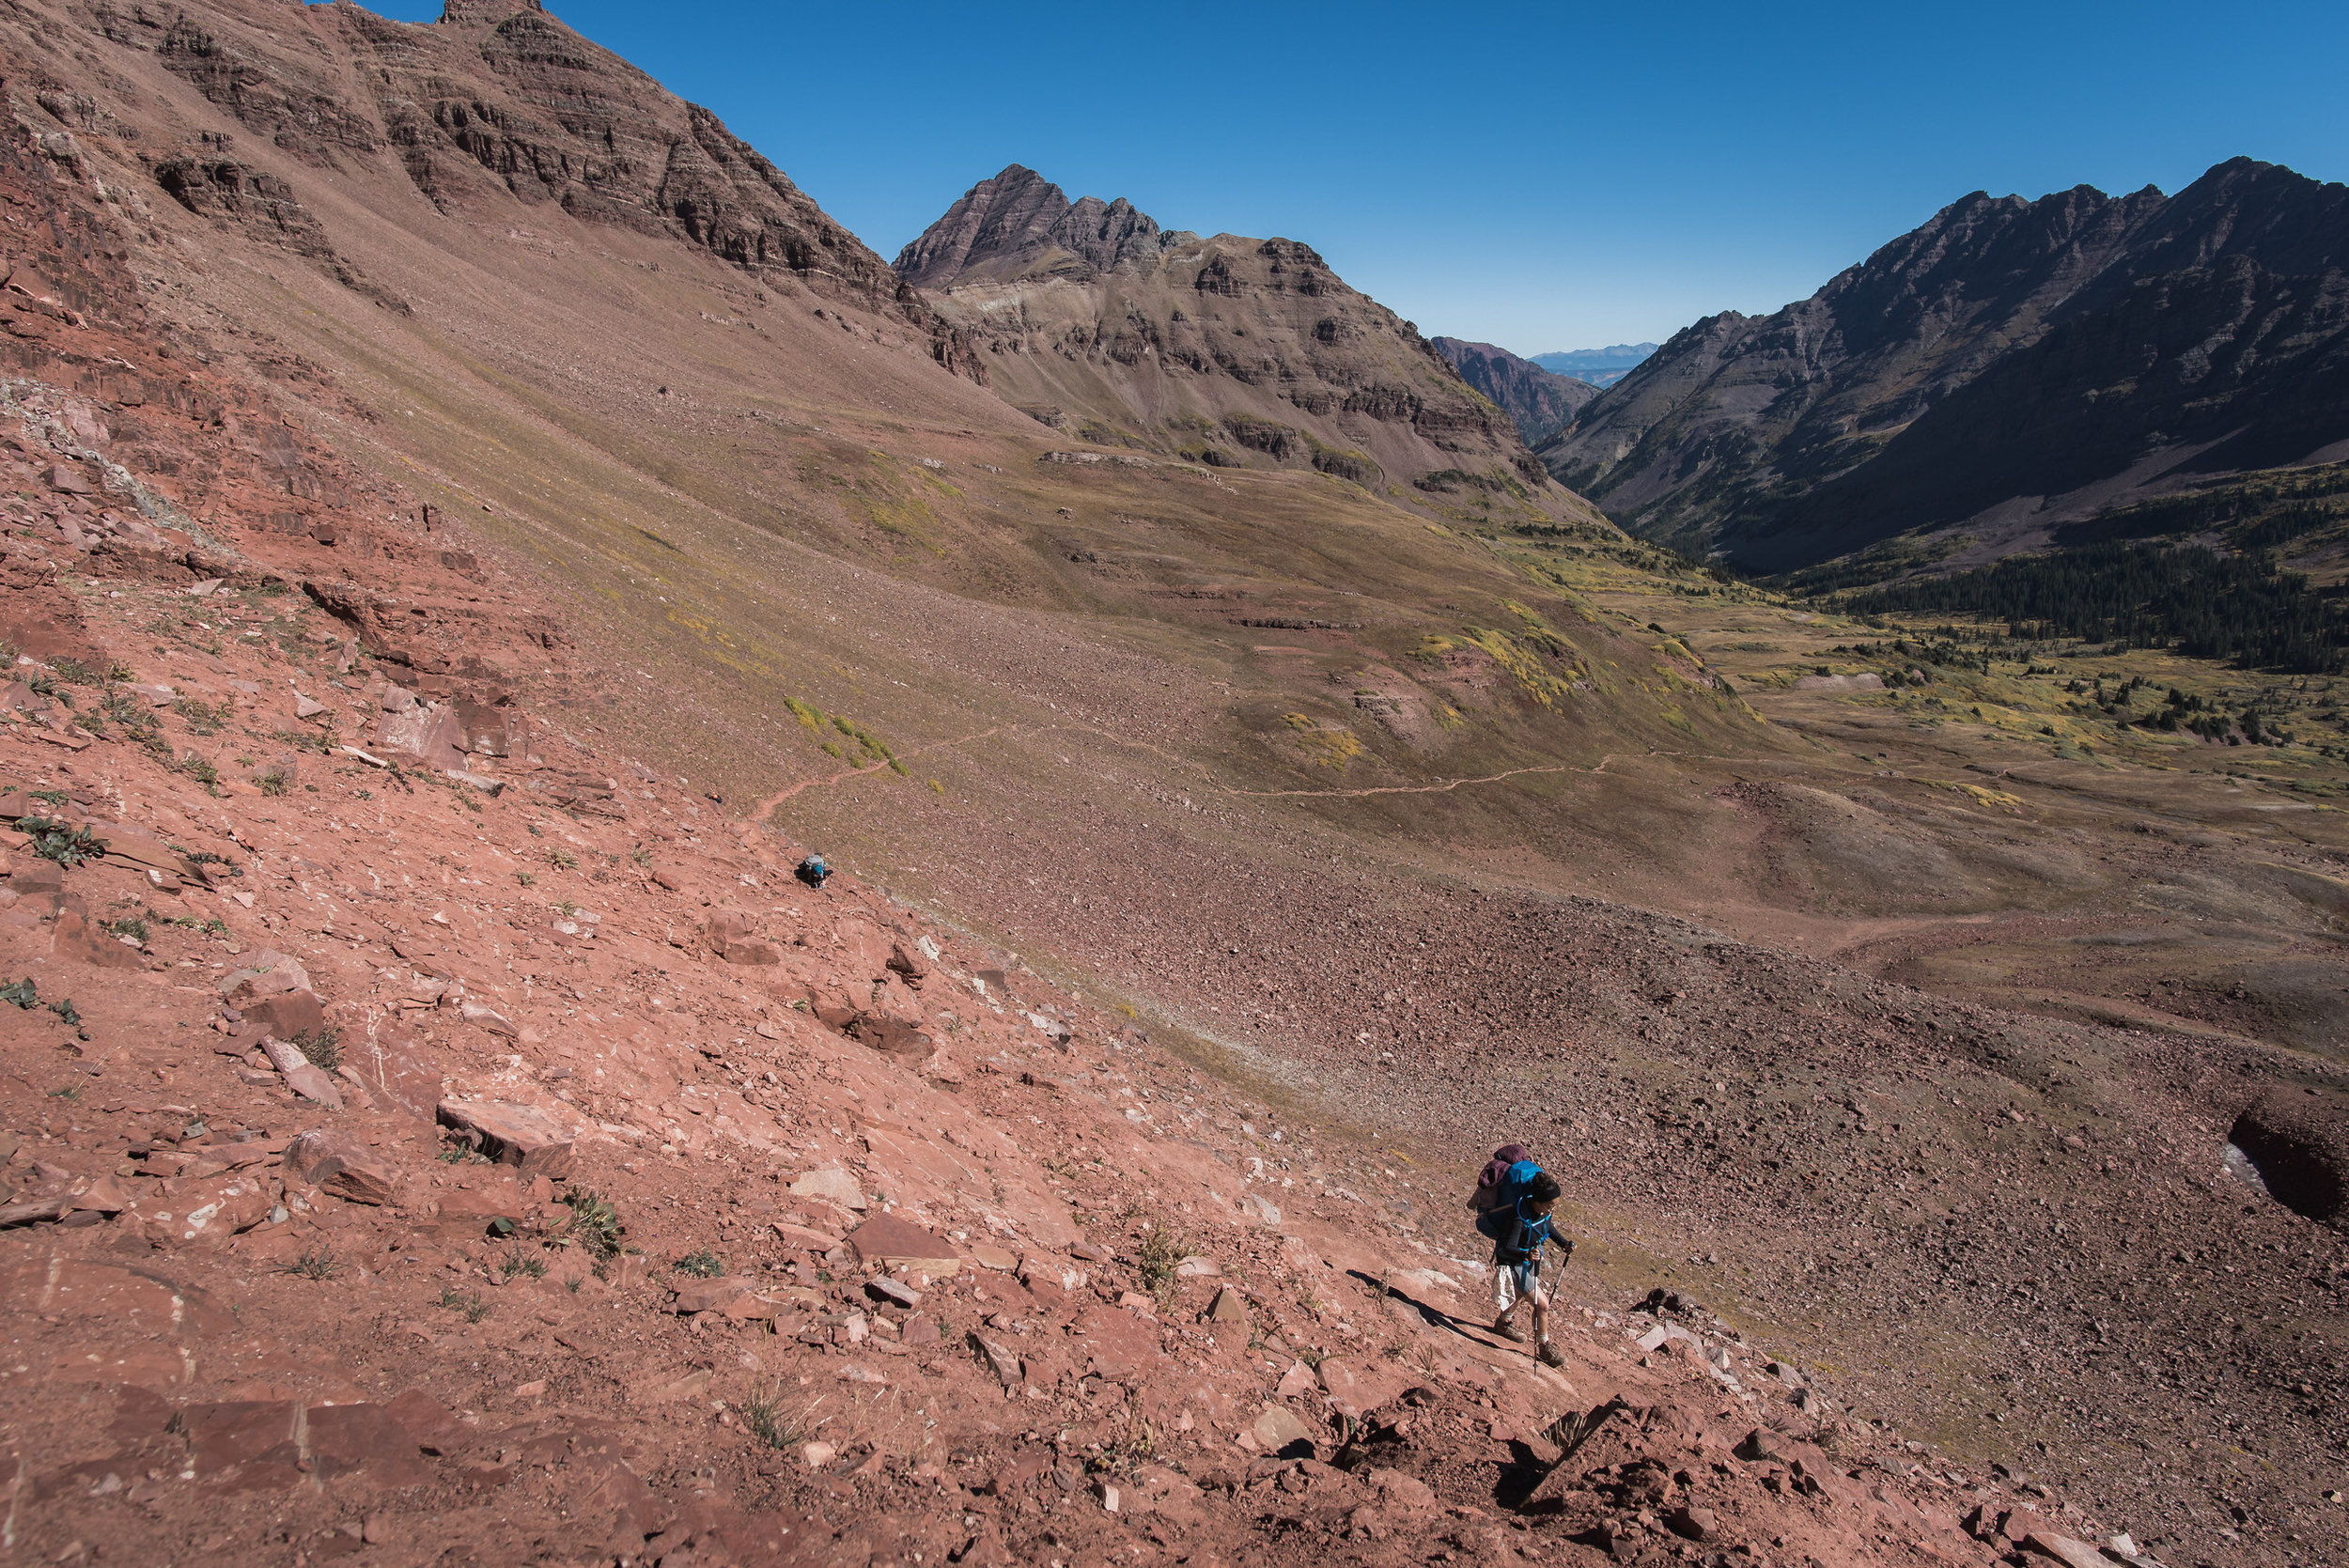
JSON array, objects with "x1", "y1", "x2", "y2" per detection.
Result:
[
  {"x1": 1470, "y1": 1149, "x2": 1572, "y2": 1368},
  {"x1": 796, "y1": 853, "x2": 831, "y2": 889}
]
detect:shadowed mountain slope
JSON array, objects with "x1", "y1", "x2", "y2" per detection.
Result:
[
  {"x1": 1544, "y1": 159, "x2": 2349, "y2": 572},
  {"x1": 1431, "y1": 336, "x2": 1600, "y2": 446}
]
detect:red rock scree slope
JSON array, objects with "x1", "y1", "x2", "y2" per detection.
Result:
[{"x1": 0, "y1": 69, "x2": 2146, "y2": 1568}]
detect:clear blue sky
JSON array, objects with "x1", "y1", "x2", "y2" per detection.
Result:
[{"x1": 375, "y1": 1, "x2": 2348, "y2": 354}]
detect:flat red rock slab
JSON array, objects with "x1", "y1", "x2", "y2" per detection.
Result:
[
  {"x1": 1071, "y1": 1306, "x2": 1161, "y2": 1382},
  {"x1": 308, "y1": 1402, "x2": 435, "y2": 1487},
  {"x1": 176, "y1": 1398, "x2": 300, "y2": 1479},
  {"x1": 844, "y1": 1212, "x2": 961, "y2": 1273}
]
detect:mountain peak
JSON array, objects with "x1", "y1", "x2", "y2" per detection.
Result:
[{"x1": 894, "y1": 166, "x2": 1170, "y2": 288}]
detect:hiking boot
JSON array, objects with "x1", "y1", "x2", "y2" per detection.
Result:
[
  {"x1": 1537, "y1": 1340, "x2": 1565, "y2": 1368},
  {"x1": 1492, "y1": 1314, "x2": 1528, "y2": 1343}
]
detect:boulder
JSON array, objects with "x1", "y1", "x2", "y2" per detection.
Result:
[
  {"x1": 432, "y1": 1179, "x2": 528, "y2": 1230},
  {"x1": 453, "y1": 697, "x2": 511, "y2": 755},
  {"x1": 886, "y1": 939, "x2": 932, "y2": 986},
  {"x1": 221, "y1": 950, "x2": 313, "y2": 1001},
  {"x1": 283, "y1": 1131, "x2": 397, "y2": 1204},
  {"x1": 1667, "y1": 1505, "x2": 1719, "y2": 1543},
  {"x1": 436, "y1": 1098, "x2": 573, "y2": 1179},
  {"x1": 1317, "y1": 1357, "x2": 1409, "y2": 1419},
  {"x1": 373, "y1": 704, "x2": 466, "y2": 769},
  {"x1": 846, "y1": 1014, "x2": 933, "y2": 1057},
  {"x1": 1274, "y1": 1359, "x2": 1319, "y2": 1400}
]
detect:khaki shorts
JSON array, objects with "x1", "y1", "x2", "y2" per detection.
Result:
[{"x1": 1495, "y1": 1260, "x2": 1545, "y2": 1313}]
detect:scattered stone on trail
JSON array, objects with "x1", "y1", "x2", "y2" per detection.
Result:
[
  {"x1": 1206, "y1": 1285, "x2": 1248, "y2": 1325},
  {"x1": 1252, "y1": 1404, "x2": 1315, "y2": 1453},
  {"x1": 971, "y1": 1332, "x2": 1022, "y2": 1387},
  {"x1": 865, "y1": 1275, "x2": 921, "y2": 1309},
  {"x1": 704, "y1": 908, "x2": 781, "y2": 965},
  {"x1": 1668, "y1": 1504, "x2": 1720, "y2": 1543},
  {"x1": 2022, "y1": 1533, "x2": 2121, "y2": 1568},
  {"x1": 435, "y1": 1098, "x2": 574, "y2": 1178},
  {"x1": 671, "y1": 1277, "x2": 748, "y2": 1314},
  {"x1": 968, "y1": 1242, "x2": 1017, "y2": 1271},
  {"x1": 1236, "y1": 1191, "x2": 1282, "y2": 1225},
  {"x1": 788, "y1": 1166, "x2": 866, "y2": 1210},
  {"x1": 1274, "y1": 1359, "x2": 1318, "y2": 1399},
  {"x1": 261, "y1": 1038, "x2": 344, "y2": 1108},
  {"x1": 283, "y1": 1130, "x2": 396, "y2": 1204}
]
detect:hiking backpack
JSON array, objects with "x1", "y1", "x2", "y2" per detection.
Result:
[{"x1": 1472, "y1": 1158, "x2": 1544, "y2": 1241}]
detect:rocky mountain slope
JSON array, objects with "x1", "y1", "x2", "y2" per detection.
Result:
[
  {"x1": 0, "y1": 3, "x2": 2340, "y2": 1564},
  {"x1": 894, "y1": 165, "x2": 1566, "y2": 506},
  {"x1": 0, "y1": 98, "x2": 2120, "y2": 1568},
  {"x1": 1543, "y1": 159, "x2": 2349, "y2": 572},
  {"x1": 1431, "y1": 337, "x2": 1601, "y2": 446}
]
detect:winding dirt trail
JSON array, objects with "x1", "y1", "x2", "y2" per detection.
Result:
[
  {"x1": 745, "y1": 708, "x2": 1715, "y2": 821},
  {"x1": 747, "y1": 725, "x2": 1010, "y2": 820}
]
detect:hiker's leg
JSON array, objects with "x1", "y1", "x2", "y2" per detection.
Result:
[
  {"x1": 1492, "y1": 1265, "x2": 1518, "y2": 1328},
  {"x1": 1532, "y1": 1278, "x2": 1566, "y2": 1365}
]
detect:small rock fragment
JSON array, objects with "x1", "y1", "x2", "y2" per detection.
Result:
[
  {"x1": 864, "y1": 1275, "x2": 920, "y2": 1309},
  {"x1": 971, "y1": 1332, "x2": 1022, "y2": 1387}
]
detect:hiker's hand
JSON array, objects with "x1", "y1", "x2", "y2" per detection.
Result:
[{"x1": 1561, "y1": 1238, "x2": 1577, "y2": 1263}]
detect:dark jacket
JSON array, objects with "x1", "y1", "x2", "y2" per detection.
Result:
[{"x1": 1494, "y1": 1203, "x2": 1555, "y2": 1266}]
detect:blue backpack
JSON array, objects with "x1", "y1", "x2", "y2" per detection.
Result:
[{"x1": 1473, "y1": 1159, "x2": 1544, "y2": 1242}]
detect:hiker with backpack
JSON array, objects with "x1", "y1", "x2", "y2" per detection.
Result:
[{"x1": 1468, "y1": 1146, "x2": 1574, "y2": 1368}]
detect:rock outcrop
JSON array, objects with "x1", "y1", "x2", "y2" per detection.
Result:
[
  {"x1": 895, "y1": 165, "x2": 1567, "y2": 502},
  {"x1": 894, "y1": 163, "x2": 1172, "y2": 287},
  {"x1": 109, "y1": 0, "x2": 983, "y2": 374}
]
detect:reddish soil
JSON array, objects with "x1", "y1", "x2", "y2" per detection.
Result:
[{"x1": 0, "y1": 8, "x2": 2335, "y2": 1568}]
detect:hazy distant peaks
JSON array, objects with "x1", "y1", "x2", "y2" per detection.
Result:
[{"x1": 1528, "y1": 344, "x2": 1657, "y2": 390}]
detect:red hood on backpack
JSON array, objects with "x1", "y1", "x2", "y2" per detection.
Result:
[{"x1": 1468, "y1": 1144, "x2": 1536, "y2": 1209}]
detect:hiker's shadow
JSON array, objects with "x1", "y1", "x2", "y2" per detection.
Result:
[{"x1": 1352, "y1": 1270, "x2": 1506, "y2": 1349}]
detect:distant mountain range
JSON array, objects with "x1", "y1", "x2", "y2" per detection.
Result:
[
  {"x1": 1539, "y1": 158, "x2": 2349, "y2": 575},
  {"x1": 1529, "y1": 345, "x2": 1657, "y2": 388},
  {"x1": 894, "y1": 165, "x2": 1559, "y2": 495},
  {"x1": 1429, "y1": 338, "x2": 1600, "y2": 447}
]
